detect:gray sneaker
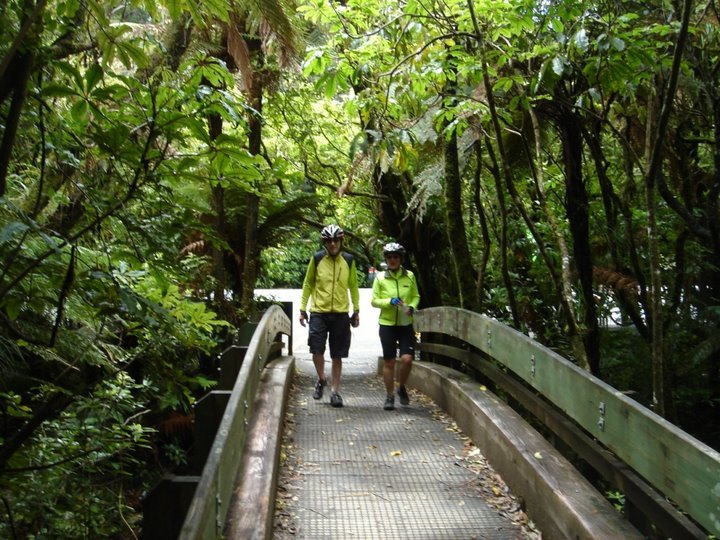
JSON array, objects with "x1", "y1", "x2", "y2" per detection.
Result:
[
  {"x1": 330, "y1": 392, "x2": 344, "y2": 408},
  {"x1": 397, "y1": 386, "x2": 410, "y2": 406},
  {"x1": 384, "y1": 395, "x2": 395, "y2": 410},
  {"x1": 313, "y1": 379, "x2": 327, "y2": 400}
]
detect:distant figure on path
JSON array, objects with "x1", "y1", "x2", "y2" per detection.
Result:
[
  {"x1": 371, "y1": 242, "x2": 420, "y2": 410},
  {"x1": 299, "y1": 224, "x2": 360, "y2": 408},
  {"x1": 366, "y1": 266, "x2": 377, "y2": 286}
]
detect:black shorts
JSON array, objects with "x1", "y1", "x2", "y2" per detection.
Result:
[
  {"x1": 308, "y1": 312, "x2": 352, "y2": 358},
  {"x1": 379, "y1": 324, "x2": 416, "y2": 360}
]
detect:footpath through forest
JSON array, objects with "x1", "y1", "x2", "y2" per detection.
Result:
[
  {"x1": 270, "y1": 352, "x2": 539, "y2": 539},
  {"x1": 252, "y1": 288, "x2": 537, "y2": 538}
]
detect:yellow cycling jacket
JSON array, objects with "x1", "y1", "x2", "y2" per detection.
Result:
[
  {"x1": 300, "y1": 250, "x2": 360, "y2": 314},
  {"x1": 371, "y1": 268, "x2": 420, "y2": 326}
]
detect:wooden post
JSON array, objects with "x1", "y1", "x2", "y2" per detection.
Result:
[
  {"x1": 218, "y1": 346, "x2": 248, "y2": 390},
  {"x1": 192, "y1": 391, "x2": 231, "y2": 473},
  {"x1": 142, "y1": 475, "x2": 199, "y2": 540}
]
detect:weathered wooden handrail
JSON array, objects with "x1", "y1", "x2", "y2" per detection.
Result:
[
  {"x1": 414, "y1": 307, "x2": 720, "y2": 537},
  {"x1": 179, "y1": 305, "x2": 291, "y2": 539}
]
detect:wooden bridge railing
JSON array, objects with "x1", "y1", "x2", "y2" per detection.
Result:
[
  {"x1": 177, "y1": 304, "x2": 291, "y2": 539},
  {"x1": 414, "y1": 307, "x2": 720, "y2": 538}
]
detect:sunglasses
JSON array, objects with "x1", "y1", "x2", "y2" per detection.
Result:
[
  {"x1": 324, "y1": 238, "x2": 341, "y2": 244},
  {"x1": 385, "y1": 254, "x2": 401, "y2": 259}
]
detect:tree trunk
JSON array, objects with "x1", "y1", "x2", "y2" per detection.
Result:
[
  {"x1": 0, "y1": 0, "x2": 50, "y2": 195},
  {"x1": 472, "y1": 143, "x2": 490, "y2": 309},
  {"x1": 474, "y1": 25, "x2": 526, "y2": 327},
  {"x1": 709, "y1": 91, "x2": 720, "y2": 306},
  {"x1": 530, "y1": 108, "x2": 587, "y2": 366},
  {"x1": 559, "y1": 109, "x2": 600, "y2": 374},
  {"x1": 443, "y1": 125, "x2": 477, "y2": 310},
  {"x1": 0, "y1": 51, "x2": 33, "y2": 197},
  {"x1": 584, "y1": 120, "x2": 649, "y2": 340},
  {"x1": 205, "y1": 105, "x2": 232, "y2": 319},
  {"x1": 483, "y1": 135, "x2": 520, "y2": 328},
  {"x1": 373, "y1": 167, "x2": 443, "y2": 307},
  {"x1": 645, "y1": 0, "x2": 692, "y2": 417},
  {"x1": 645, "y1": 102, "x2": 665, "y2": 415},
  {"x1": 0, "y1": 391, "x2": 74, "y2": 472},
  {"x1": 620, "y1": 122, "x2": 652, "y2": 332},
  {"x1": 240, "y1": 36, "x2": 264, "y2": 313}
]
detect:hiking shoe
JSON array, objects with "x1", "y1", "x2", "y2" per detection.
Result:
[
  {"x1": 397, "y1": 386, "x2": 410, "y2": 406},
  {"x1": 330, "y1": 392, "x2": 344, "y2": 408},
  {"x1": 384, "y1": 395, "x2": 395, "y2": 410},
  {"x1": 313, "y1": 379, "x2": 327, "y2": 400}
]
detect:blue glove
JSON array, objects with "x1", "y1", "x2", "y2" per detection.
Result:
[{"x1": 390, "y1": 297, "x2": 401, "y2": 306}]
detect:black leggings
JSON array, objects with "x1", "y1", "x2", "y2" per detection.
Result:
[{"x1": 378, "y1": 324, "x2": 415, "y2": 360}]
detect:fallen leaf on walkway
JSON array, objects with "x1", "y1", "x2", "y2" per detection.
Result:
[
  {"x1": 534, "y1": 451, "x2": 543, "y2": 459},
  {"x1": 390, "y1": 450, "x2": 402, "y2": 457}
]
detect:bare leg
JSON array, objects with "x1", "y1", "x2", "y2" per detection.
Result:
[
  {"x1": 397, "y1": 354, "x2": 413, "y2": 387},
  {"x1": 313, "y1": 353, "x2": 326, "y2": 382},
  {"x1": 331, "y1": 357, "x2": 342, "y2": 393},
  {"x1": 383, "y1": 358, "x2": 396, "y2": 396}
]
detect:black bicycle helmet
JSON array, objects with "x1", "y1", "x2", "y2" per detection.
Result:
[
  {"x1": 383, "y1": 242, "x2": 405, "y2": 257},
  {"x1": 321, "y1": 224, "x2": 344, "y2": 240}
]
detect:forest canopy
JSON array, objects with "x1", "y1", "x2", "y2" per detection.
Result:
[{"x1": 1, "y1": 0, "x2": 719, "y2": 536}]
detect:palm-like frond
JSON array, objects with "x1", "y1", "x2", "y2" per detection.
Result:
[
  {"x1": 258, "y1": 193, "x2": 320, "y2": 247},
  {"x1": 248, "y1": 0, "x2": 299, "y2": 62},
  {"x1": 227, "y1": 0, "x2": 301, "y2": 83},
  {"x1": 0, "y1": 334, "x2": 25, "y2": 389},
  {"x1": 688, "y1": 331, "x2": 720, "y2": 368}
]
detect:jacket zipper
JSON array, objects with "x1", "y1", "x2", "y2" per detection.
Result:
[
  {"x1": 394, "y1": 274, "x2": 400, "y2": 325},
  {"x1": 330, "y1": 256, "x2": 337, "y2": 312}
]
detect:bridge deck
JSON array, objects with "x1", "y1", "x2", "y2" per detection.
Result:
[
  {"x1": 179, "y1": 293, "x2": 714, "y2": 538},
  {"x1": 271, "y1": 354, "x2": 536, "y2": 539}
]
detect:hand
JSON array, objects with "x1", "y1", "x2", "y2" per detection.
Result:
[
  {"x1": 405, "y1": 305, "x2": 414, "y2": 316},
  {"x1": 299, "y1": 310, "x2": 308, "y2": 327},
  {"x1": 390, "y1": 297, "x2": 402, "y2": 306},
  {"x1": 350, "y1": 312, "x2": 360, "y2": 327}
]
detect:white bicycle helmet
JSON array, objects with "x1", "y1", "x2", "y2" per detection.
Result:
[
  {"x1": 321, "y1": 224, "x2": 344, "y2": 240},
  {"x1": 383, "y1": 242, "x2": 405, "y2": 257}
]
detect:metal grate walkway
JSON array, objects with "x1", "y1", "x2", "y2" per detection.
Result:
[{"x1": 273, "y1": 354, "x2": 533, "y2": 539}]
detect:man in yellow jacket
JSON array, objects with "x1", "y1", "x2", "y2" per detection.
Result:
[
  {"x1": 371, "y1": 242, "x2": 420, "y2": 410},
  {"x1": 299, "y1": 224, "x2": 360, "y2": 408}
]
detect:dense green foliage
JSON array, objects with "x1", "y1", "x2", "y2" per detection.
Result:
[{"x1": 1, "y1": 0, "x2": 719, "y2": 536}]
